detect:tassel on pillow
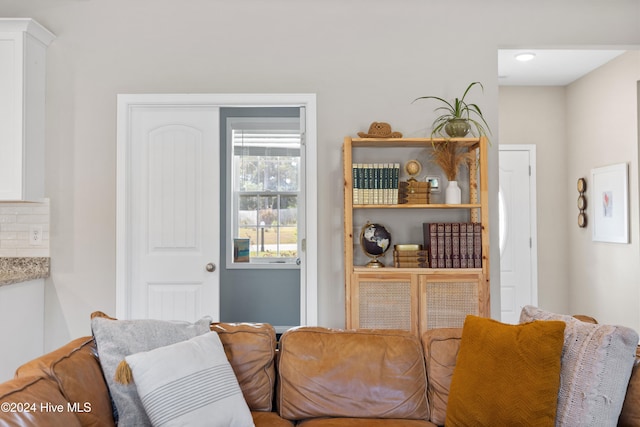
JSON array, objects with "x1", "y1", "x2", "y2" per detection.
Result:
[{"x1": 114, "y1": 359, "x2": 134, "y2": 385}]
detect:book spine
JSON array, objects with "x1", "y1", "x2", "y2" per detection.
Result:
[
  {"x1": 473, "y1": 222, "x2": 482, "y2": 268},
  {"x1": 392, "y1": 250, "x2": 428, "y2": 257},
  {"x1": 393, "y1": 256, "x2": 428, "y2": 263},
  {"x1": 393, "y1": 163, "x2": 399, "y2": 204},
  {"x1": 393, "y1": 261, "x2": 429, "y2": 268},
  {"x1": 459, "y1": 223, "x2": 468, "y2": 268},
  {"x1": 364, "y1": 164, "x2": 371, "y2": 204},
  {"x1": 437, "y1": 223, "x2": 445, "y2": 268},
  {"x1": 444, "y1": 223, "x2": 453, "y2": 268},
  {"x1": 466, "y1": 223, "x2": 474, "y2": 268},
  {"x1": 423, "y1": 223, "x2": 438, "y2": 268},
  {"x1": 352, "y1": 163, "x2": 360, "y2": 205},
  {"x1": 372, "y1": 164, "x2": 380, "y2": 205},
  {"x1": 384, "y1": 163, "x2": 390, "y2": 204},
  {"x1": 452, "y1": 222, "x2": 461, "y2": 268}
]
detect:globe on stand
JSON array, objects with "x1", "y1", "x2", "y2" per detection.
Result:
[
  {"x1": 404, "y1": 159, "x2": 422, "y2": 183},
  {"x1": 359, "y1": 222, "x2": 392, "y2": 268}
]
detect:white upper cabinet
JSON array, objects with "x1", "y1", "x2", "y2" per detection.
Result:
[{"x1": 0, "y1": 19, "x2": 55, "y2": 201}]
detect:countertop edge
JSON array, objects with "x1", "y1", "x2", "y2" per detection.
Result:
[{"x1": 0, "y1": 257, "x2": 51, "y2": 287}]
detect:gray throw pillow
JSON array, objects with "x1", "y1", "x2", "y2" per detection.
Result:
[
  {"x1": 125, "y1": 332, "x2": 254, "y2": 427},
  {"x1": 520, "y1": 305, "x2": 638, "y2": 426},
  {"x1": 91, "y1": 315, "x2": 212, "y2": 426}
]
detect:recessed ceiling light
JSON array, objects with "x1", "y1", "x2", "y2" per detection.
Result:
[{"x1": 515, "y1": 52, "x2": 536, "y2": 62}]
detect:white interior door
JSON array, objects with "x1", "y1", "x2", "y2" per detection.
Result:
[
  {"x1": 125, "y1": 105, "x2": 220, "y2": 321},
  {"x1": 499, "y1": 145, "x2": 538, "y2": 324}
]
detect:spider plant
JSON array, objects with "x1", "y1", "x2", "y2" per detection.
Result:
[{"x1": 413, "y1": 81, "x2": 491, "y2": 139}]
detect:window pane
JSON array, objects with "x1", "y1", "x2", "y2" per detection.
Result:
[
  {"x1": 258, "y1": 195, "x2": 279, "y2": 226},
  {"x1": 238, "y1": 156, "x2": 260, "y2": 191},
  {"x1": 279, "y1": 157, "x2": 299, "y2": 191},
  {"x1": 238, "y1": 196, "x2": 258, "y2": 226},
  {"x1": 279, "y1": 226, "x2": 298, "y2": 257},
  {"x1": 280, "y1": 195, "x2": 297, "y2": 226}
]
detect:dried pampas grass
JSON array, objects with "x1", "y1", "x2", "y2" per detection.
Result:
[{"x1": 431, "y1": 142, "x2": 475, "y2": 181}]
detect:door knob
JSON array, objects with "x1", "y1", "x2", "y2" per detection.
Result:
[{"x1": 205, "y1": 262, "x2": 216, "y2": 272}]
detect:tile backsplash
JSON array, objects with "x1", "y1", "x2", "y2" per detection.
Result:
[{"x1": 0, "y1": 199, "x2": 50, "y2": 257}]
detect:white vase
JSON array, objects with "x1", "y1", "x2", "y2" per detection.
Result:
[{"x1": 445, "y1": 180, "x2": 461, "y2": 204}]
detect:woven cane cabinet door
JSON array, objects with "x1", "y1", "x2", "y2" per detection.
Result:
[
  {"x1": 343, "y1": 136, "x2": 491, "y2": 337},
  {"x1": 419, "y1": 272, "x2": 487, "y2": 334},
  {"x1": 349, "y1": 272, "x2": 419, "y2": 335}
]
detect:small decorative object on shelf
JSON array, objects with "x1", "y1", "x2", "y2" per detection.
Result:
[
  {"x1": 398, "y1": 181, "x2": 430, "y2": 204},
  {"x1": 446, "y1": 180, "x2": 462, "y2": 204},
  {"x1": 425, "y1": 175, "x2": 441, "y2": 193},
  {"x1": 357, "y1": 122, "x2": 403, "y2": 138},
  {"x1": 360, "y1": 222, "x2": 392, "y2": 268},
  {"x1": 577, "y1": 177, "x2": 587, "y2": 228},
  {"x1": 393, "y1": 244, "x2": 428, "y2": 268},
  {"x1": 404, "y1": 159, "x2": 422, "y2": 181},
  {"x1": 431, "y1": 142, "x2": 474, "y2": 204}
]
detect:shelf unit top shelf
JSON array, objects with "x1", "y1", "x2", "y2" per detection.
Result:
[
  {"x1": 353, "y1": 266, "x2": 483, "y2": 273},
  {"x1": 354, "y1": 203, "x2": 482, "y2": 209},
  {"x1": 349, "y1": 137, "x2": 482, "y2": 149}
]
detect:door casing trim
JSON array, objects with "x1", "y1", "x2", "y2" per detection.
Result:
[{"x1": 116, "y1": 93, "x2": 318, "y2": 326}]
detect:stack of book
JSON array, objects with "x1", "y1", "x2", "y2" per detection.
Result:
[
  {"x1": 352, "y1": 163, "x2": 400, "y2": 205},
  {"x1": 422, "y1": 222, "x2": 482, "y2": 269},
  {"x1": 393, "y1": 245, "x2": 429, "y2": 268},
  {"x1": 398, "y1": 181, "x2": 431, "y2": 204}
]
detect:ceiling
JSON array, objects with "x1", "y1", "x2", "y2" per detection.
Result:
[{"x1": 498, "y1": 49, "x2": 626, "y2": 86}]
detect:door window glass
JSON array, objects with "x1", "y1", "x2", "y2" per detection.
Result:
[{"x1": 227, "y1": 118, "x2": 301, "y2": 266}]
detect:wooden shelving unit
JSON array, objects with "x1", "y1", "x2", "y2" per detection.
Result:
[{"x1": 343, "y1": 136, "x2": 490, "y2": 336}]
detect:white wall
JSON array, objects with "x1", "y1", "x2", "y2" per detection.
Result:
[
  {"x1": 0, "y1": 199, "x2": 50, "y2": 257},
  {"x1": 498, "y1": 52, "x2": 640, "y2": 332},
  {"x1": 498, "y1": 87, "x2": 570, "y2": 315},
  {"x1": 1, "y1": 0, "x2": 638, "y2": 349},
  {"x1": 566, "y1": 52, "x2": 640, "y2": 331}
]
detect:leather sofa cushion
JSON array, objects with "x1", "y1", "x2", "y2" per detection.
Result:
[
  {"x1": 277, "y1": 327, "x2": 429, "y2": 421},
  {"x1": 251, "y1": 410, "x2": 295, "y2": 427},
  {"x1": 211, "y1": 322, "x2": 277, "y2": 412},
  {"x1": 0, "y1": 376, "x2": 82, "y2": 427},
  {"x1": 421, "y1": 328, "x2": 462, "y2": 426},
  {"x1": 15, "y1": 336, "x2": 115, "y2": 427}
]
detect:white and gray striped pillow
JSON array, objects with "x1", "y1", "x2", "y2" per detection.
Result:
[{"x1": 125, "y1": 331, "x2": 254, "y2": 427}]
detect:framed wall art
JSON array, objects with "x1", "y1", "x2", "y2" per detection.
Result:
[{"x1": 591, "y1": 163, "x2": 629, "y2": 243}]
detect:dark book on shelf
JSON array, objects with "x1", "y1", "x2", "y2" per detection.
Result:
[
  {"x1": 422, "y1": 223, "x2": 439, "y2": 268},
  {"x1": 423, "y1": 222, "x2": 482, "y2": 269},
  {"x1": 473, "y1": 222, "x2": 482, "y2": 268},
  {"x1": 459, "y1": 223, "x2": 468, "y2": 268},
  {"x1": 444, "y1": 223, "x2": 453, "y2": 268},
  {"x1": 452, "y1": 222, "x2": 461, "y2": 269}
]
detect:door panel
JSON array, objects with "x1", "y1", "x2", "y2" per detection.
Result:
[
  {"x1": 499, "y1": 148, "x2": 534, "y2": 324},
  {"x1": 130, "y1": 106, "x2": 219, "y2": 321}
]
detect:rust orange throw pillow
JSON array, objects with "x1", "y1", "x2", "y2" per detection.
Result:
[{"x1": 445, "y1": 316, "x2": 565, "y2": 427}]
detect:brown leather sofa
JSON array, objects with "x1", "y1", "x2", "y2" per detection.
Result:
[{"x1": 0, "y1": 323, "x2": 638, "y2": 426}]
